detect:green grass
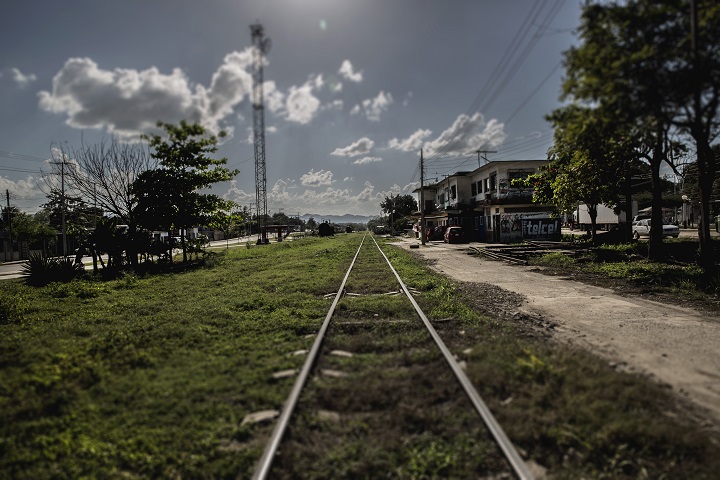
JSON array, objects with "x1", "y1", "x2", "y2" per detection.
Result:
[
  {"x1": 1, "y1": 233, "x2": 718, "y2": 478},
  {"x1": 533, "y1": 240, "x2": 720, "y2": 296}
]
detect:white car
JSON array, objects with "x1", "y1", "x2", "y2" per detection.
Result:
[{"x1": 631, "y1": 219, "x2": 680, "y2": 239}]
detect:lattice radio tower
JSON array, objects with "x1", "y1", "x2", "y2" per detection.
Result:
[{"x1": 251, "y1": 23, "x2": 271, "y2": 244}]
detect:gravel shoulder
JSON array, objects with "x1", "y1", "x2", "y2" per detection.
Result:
[{"x1": 393, "y1": 238, "x2": 720, "y2": 428}]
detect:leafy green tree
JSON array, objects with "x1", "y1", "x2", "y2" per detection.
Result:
[
  {"x1": 670, "y1": 1, "x2": 720, "y2": 268},
  {"x1": 208, "y1": 210, "x2": 245, "y2": 248},
  {"x1": 271, "y1": 212, "x2": 290, "y2": 225},
  {"x1": 682, "y1": 154, "x2": 720, "y2": 216},
  {"x1": 135, "y1": 121, "x2": 239, "y2": 262},
  {"x1": 366, "y1": 216, "x2": 385, "y2": 232},
  {"x1": 306, "y1": 217, "x2": 317, "y2": 231},
  {"x1": 3, "y1": 209, "x2": 55, "y2": 254},
  {"x1": 381, "y1": 194, "x2": 417, "y2": 232},
  {"x1": 560, "y1": 0, "x2": 694, "y2": 258},
  {"x1": 40, "y1": 191, "x2": 96, "y2": 234}
]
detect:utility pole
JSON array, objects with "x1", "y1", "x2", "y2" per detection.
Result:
[
  {"x1": 6, "y1": 190, "x2": 12, "y2": 260},
  {"x1": 52, "y1": 154, "x2": 69, "y2": 257},
  {"x1": 476, "y1": 150, "x2": 497, "y2": 167},
  {"x1": 251, "y1": 23, "x2": 271, "y2": 245},
  {"x1": 420, "y1": 149, "x2": 426, "y2": 245}
]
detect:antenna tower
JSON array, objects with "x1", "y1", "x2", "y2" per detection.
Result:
[{"x1": 251, "y1": 23, "x2": 271, "y2": 244}]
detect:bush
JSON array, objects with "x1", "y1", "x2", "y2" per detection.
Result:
[
  {"x1": 0, "y1": 283, "x2": 28, "y2": 324},
  {"x1": 45, "y1": 280, "x2": 110, "y2": 299},
  {"x1": 536, "y1": 252, "x2": 575, "y2": 268},
  {"x1": 22, "y1": 253, "x2": 86, "y2": 286}
]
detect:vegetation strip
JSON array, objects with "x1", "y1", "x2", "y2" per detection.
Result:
[{"x1": 1, "y1": 233, "x2": 719, "y2": 478}]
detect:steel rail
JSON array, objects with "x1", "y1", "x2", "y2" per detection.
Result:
[
  {"x1": 371, "y1": 236, "x2": 534, "y2": 480},
  {"x1": 252, "y1": 235, "x2": 368, "y2": 480}
]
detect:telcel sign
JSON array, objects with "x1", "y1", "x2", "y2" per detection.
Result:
[{"x1": 523, "y1": 218, "x2": 560, "y2": 240}]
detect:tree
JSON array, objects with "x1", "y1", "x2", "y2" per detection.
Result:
[
  {"x1": 271, "y1": 212, "x2": 290, "y2": 225},
  {"x1": 134, "y1": 121, "x2": 239, "y2": 262},
  {"x1": 45, "y1": 138, "x2": 155, "y2": 264},
  {"x1": 672, "y1": 0, "x2": 720, "y2": 270},
  {"x1": 208, "y1": 210, "x2": 245, "y2": 249},
  {"x1": 560, "y1": 0, "x2": 692, "y2": 258},
  {"x1": 381, "y1": 194, "x2": 417, "y2": 232},
  {"x1": 2, "y1": 208, "x2": 55, "y2": 254},
  {"x1": 306, "y1": 217, "x2": 317, "y2": 231}
]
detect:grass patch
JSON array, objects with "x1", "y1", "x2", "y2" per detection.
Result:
[
  {"x1": 1, "y1": 233, "x2": 718, "y2": 478},
  {"x1": 531, "y1": 239, "x2": 720, "y2": 300}
]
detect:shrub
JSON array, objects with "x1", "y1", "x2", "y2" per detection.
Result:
[
  {"x1": 22, "y1": 253, "x2": 86, "y2": 286},
  {"x1": 45, "y1": 280, "x2": 110, "y2": 299},
  {"x1": 536, "y1": 252, "x2": 575, "y2": 268},
  {"x1": 0, "y1": 283, "x2": 28, "y2": 324}
]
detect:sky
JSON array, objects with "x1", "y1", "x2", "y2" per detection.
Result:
[{"x1": 0, "y1": 0, "x2": 582, "y2": 217}]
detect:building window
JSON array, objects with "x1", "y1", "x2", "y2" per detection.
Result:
[
  {"x1": 450, "y1": 185, "x2": 456, "y2": 199},
  {"x1": 489, "y1": 173, "x2": 497, "y2": 192},
  {"x1": 471, "y1": 182, "x2": 477, "y2": 196}
]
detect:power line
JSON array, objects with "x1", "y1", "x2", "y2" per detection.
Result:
[
  {"x1": 0, "y1": 150, "x2": 48, "y2": 163},
  {"x1": 421, "y1": 0, "x2": 565, "y2": 171},
  {"x1": 0, "y1": 166, "x2": 42, "y2": 174},
  {"x1": 505, "y1": 61, "x2": 562, "y2": 125}
]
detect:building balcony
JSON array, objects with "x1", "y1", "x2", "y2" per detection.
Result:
[{"x1": 474, "y1": 190, "x2": 534, "y2": 206}]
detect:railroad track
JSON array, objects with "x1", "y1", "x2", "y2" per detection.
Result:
[
  {"x1": 252, "y1": 234, "x2": 534, "y2": 479},
  {"x1": 470, "y1": 240, "x2": 583, "y2": 265}
]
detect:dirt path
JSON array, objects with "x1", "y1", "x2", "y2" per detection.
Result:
[{"x1": 394, "y1": 239, "x2": 720, "y2": 427}]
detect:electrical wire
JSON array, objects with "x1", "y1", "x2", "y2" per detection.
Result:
[{"x1": 420, "y1": 0, "x2": 565, "y2": 176}]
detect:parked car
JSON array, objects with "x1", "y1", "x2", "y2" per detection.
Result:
[
  {"x1": 427, "y1": 225, "x2": 447, "y2": 241},
  {"x1": 444, "y1": 226, "x2": 464, "y2": 243},
  {"x1": 631, "y1": 219, "x2": 680, "y2": 239}
]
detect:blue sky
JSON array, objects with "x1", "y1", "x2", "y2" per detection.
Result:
[{"x1": 0, "y1": 0, "x2": 581, "y2": 216}]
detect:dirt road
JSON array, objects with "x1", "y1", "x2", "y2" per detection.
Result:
[{"x1": 394, "y1": 239, "x2": 720, "y2": 427}]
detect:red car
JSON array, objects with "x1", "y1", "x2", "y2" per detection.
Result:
[{"x1": 444, "y1": 226, "x2": 464, "y2": 243}]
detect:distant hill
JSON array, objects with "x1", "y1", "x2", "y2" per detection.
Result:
[{"x1": 300, "y1": 213, "x2": 374, "y2": 224}]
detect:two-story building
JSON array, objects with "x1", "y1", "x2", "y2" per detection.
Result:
[{"x1": 415, "y1": 160, "x2": 557, "y2": 242}]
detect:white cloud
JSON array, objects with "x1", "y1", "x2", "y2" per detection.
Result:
[
  {"x1": 331, "y1": 137, "x2": 374, "y2": 157},
  {"x1": 285, "y1": 80, "x2": 321, "y2": 124},
  {"x1": 353, "y1": 156, "x2": 382, "y2": 165},
  {"x1": 206, "y1": 50, "x2": 254, "y2": 124},
  {"x1": 0, "y1": 175, "x2": 41, "y2": 201},
  {"x1": 402, "y1": 91, "x2": 413, "y2": 107},
  {"x1": 224, "y1": 178, "x2": 396, "y2": 216},
  {"x1": 38, "y1": 51, "x2": 346, "y2": 138},
  {"x1": 264, "y1": 80, "x2": 286, "y2": 113},
  {"x1": 300, "y1": 169, "x2": 334, "y2": 187},
  {"x1": 423, "y1": 113, "x2": 506, "y2": 156},
  {"x1": 338, "y1": 60, "x2": 362, "y2": 82},
  {"x1": 224, "y1": 180, "x2": 254, "y2": 203},
  {"x1": 350, "y1": 90, "x2": 393, "y2": 121},
  {"x1": 343, "y1": 176, "x2": 354, "y2": 182},
  {"x1": 11, "y1": 68, "x2": 37, "y2": 87},
  {"x1": 38, "y1": 50, "x2": 256, "y2": 139},
  {"x1": 321, "y1": 99, "x2": 344, "y2": 111},
  {"x1": 388, "y1": 128, "x2": 433, "y2": 152},
  {"x1": 245, "y1": 125, "x2": 278, "y2": 144}
]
